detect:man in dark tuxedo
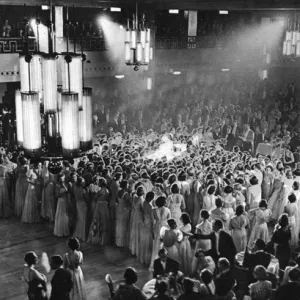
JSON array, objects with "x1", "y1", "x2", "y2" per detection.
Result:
[
  {"x1": 193, "y1": 219, "x2": 237, "y2": 266},
  {"x1": 243, "y1": 239, "x2": 271, "y2": 283},
  {"x1": 50, "y1": 255, "x2": 73, "y2": 300},
  {"x1": 255, "y1": 128, "x2": 268, "y2": 150},
  {"x1": 153, "y1": 248, "x2": 180, "y2": 279},
  {"x1": 225, "y1": 125, "x2": 236, "y2": 151},
  {"x1": 276, "y1": 268, "x2": 300, "y2": 300},
  {"x1": 215, "y1": 258, "x2": 236, "y2": 298}
]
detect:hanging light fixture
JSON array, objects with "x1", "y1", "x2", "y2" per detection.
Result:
[
  {"x1": 61, "y1": 92, "x2": 80, "y2": 158},
  {"x1": 14, "y1": 4, "x2": 92, "y2": 161},
  {"x1": 283, "y1": 17, "x2": 300, "y2": 57},
  {"x1": 15, "y1": 90, "x2": 23, "y2": 146},
  {"x1": 21, "y1": 91, "x2": 42, "y2": 157},
  {"x1": 125, "y1": 2, "x2": 152, "y2": 70}
]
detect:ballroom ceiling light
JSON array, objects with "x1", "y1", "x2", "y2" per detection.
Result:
[
  {"x1": 16, "y1": 8, "x2": 93, "y2": 160},
  {"x1": 110, "y1": 7, "x2": 121, "y2": 12},
  {"x1": 283, "y1": 18, "x2": 300, "y2": 57},
  {"x1": 173, "y1": 71, "x2": 181, "y2": 75},
  {"x1": 115, "y1": 75, "x2": 125, "y2": 79},
  {"x1": 169, "y1": 9, "x2": 179, "y2": 14},
  {"x1": 219, "y1": 10, "x2": 229, "y2": 15},
  {"x1": 125, "y1": 2, "x2": 152, "y2": 70}
]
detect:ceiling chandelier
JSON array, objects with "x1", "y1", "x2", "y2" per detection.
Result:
[
  {"x1": 282, "y1": 19, "x2": 300, "y2": 57},
  {"x1": 15, "y1": 8, "x2": 93, "y2": 168},
  {"x1": 124, "y1": 2, "x2": 153, "y2": 71}
]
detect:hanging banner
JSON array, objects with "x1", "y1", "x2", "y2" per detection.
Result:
[{"x1": 188, "y1": 11, "x2": 198, "y2": 37}]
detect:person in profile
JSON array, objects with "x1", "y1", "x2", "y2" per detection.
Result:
[{"x1": 50, "y1": 255, "x2": 73, "y2": 300}]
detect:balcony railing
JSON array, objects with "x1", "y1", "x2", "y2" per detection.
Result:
[{"x1": 0, "y1": 37, "x2": 37, "y2": 53}]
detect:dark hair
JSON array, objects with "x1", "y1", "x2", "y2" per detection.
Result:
[
  {"x1": 218, "y1": 257, "x2": 230, "y2": 269},
  {"x1": 181, "y1": 212, "x2": 191, "y2": 225},
  {"x1": 24, "y1": 251, "x2": 38, "y2": 266},
  {"x1": 155, "y1": 280, "x2": 168, "y2": 294},
  {"x1": 167, "y1": 218, "x2": 177, "y2": 229},
  {"x1": 171, "y1": 183, "x2": 180, "y2": 194},
  {"x1": 145, "y1": 191, "x2": 155, "y2": 202},
  {"x1": 120, "y1": 180, "x2": 128, "y2": 190},
  {"x1": 200, "y1": 269, "x2": 213, "y2": 285},
  {"x1": 213, "y1": 219, "x2": 223, "y2": 230},
  {"x1": 236, "y1": 204, "x2": 244, "y2": 216},
  {"x1": 278, "y1": 213, "x2": 289, "y2": 228},
  {"x1": 250, "y1": 176, "x2": 259, "y2": 186},
  {"x1": 156, "y1": 196, "x2": 166, "y2": 208},
  {"x1": 258, "y1": 199, "x2": 268, "y2": 209},
  {"x1": 215, "y1": 198, "x2": 222, "y2": 208},
  {"x1": 68, "y1": 237, "x2": 80, "y2": 251},
  {"x1": 288, "y1": 268, "x2": 300, "y2": 282},
  {"x1": 183, "y1": 278, "x2": 194, "y2": 295},
  {"x1": 136, "y1": 186, "x2": 145, "y2": 197},
  {"x1": 224, "y1": 185, "x2": 233, "y2": 194},
  {"x1": 124, "y1": 267, "x2": 138, "y2": 284},
  {"x1": 51, "y1": 255, "x2": 63, "y2": 267},
  {"x1": 158, "y1": 248, "x2": 168, "y2": 256},
  {"x1": 155, "y1": 183, "x2": 164, "y2": 192},
  {"x1": 168, "y1": 174, "x2": 177, "y2": 185},
  {"x1": 255, "y1": 239, "x2": 266, "y2": 250},
  {"x1": 200, "y1": 209, "x2": 210, "y2": 220},
  {"x1": 293, "y1": 181, "x2": 300, "y2": 191},
  {"x1": 207, "y1": 185, "x2": 216, "y2": 195},
  {"x1": 57, "y1": 173, "x2": 65, "y2": 182},
  {"x1": 288, "y1": 193, "x2": 297, "y2": 203},
  {"x1": 114, "y1": 172, "x2": 122, "y2": 181}
]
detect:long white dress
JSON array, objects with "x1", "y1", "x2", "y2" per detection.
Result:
[
  {"x1": 179, "y1": 224, "x2": 193, "y2": 276},
  {"x1": 284, "y1": 202, "x2": 299, "y2": 249},
  {"x1": 194, "y1": 219, "x2": 212, "y2": 252},
  {"x1": 149, "y1": 206, "x2": 171, "y2": 271},
  {"x1": 63, "y1": 250, "x2": 86, "y2": 300},
  {"x1": 166, "y1": 193, "x2": 185, "y2": 228}
]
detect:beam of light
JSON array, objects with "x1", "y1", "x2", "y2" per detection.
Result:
[
  {"x1": 30, "y1": 19, "x2": 49, "y2": 53},
  {"x1": 169, "y1": 9, "x2": 179, "y2": 14},
  {"x1": 219, "y1": 10, "x2": 229, "y2": 15},
  {"x1": 119, "y1": 25, "x2": 124, "y2": 29},
  {"x1": 173, "y1": 71, "x2": 181, "y2": 75},
  {"x1": 99, "y1": 16, "x2": 125, "y2": 63},
  {"x1": 115, "y1": 75, "x2": 125, "y2": 79},
  {"x1": 221, "y1": 69, "x2": 230, "y2": 72},
  {"x1": 110, "y1": 7, "x2": 121, "y2": 12}
]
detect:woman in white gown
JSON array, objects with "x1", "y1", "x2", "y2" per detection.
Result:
[
  {"x1": 149, "y1": 196, "x2": 171, "y2": 271},
  {"x1": 222, "y1": 186, "x2": 236, "y2": 220},
  {"x1": 247, "y1": 176, "x2": 261, "y2": 209},
  {"x1": 284, "y1": 193, "x2": 299, "y2": 249},
  {"x1": 63, "y1": 238, "x2": 86, "y2": 300},
  {"x1": 166, "y1": 183, "x2": 185, "y2": 228},
  {"x1": 248, "y1": 200, "x2": 272, "y2": 245},
  {"x1": 202, "y1": 185, "x2": 216, "y2": 212},
  {"x1": 161, "y1": 218, "x2": 183, "y2": 264},
  {"x1": 195, "y1": 209, "x2": 212, "y2": 252},
  {"x1": 178, "y1": 213, "x2": 193, "y2": 276}
]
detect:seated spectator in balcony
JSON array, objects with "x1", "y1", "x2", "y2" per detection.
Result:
[{"x1": 2, "y1": 20, "x2": 12, "y2": 37}]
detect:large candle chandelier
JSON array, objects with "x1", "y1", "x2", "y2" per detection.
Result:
[
  {"x1": 283, "y1": 19, "x2": 300, "y2": 57},
  {"x1": 124, "y1": 2, "x2": 153, "y2": 71},
  {"x1": 15, "y1": 8, "x2": 93, "y2": 162}
]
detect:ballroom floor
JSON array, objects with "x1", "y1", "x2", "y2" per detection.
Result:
[{"x1": 0, "y1": 218, "x2": 150, "y2": 300}]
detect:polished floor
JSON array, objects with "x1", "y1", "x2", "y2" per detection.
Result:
[{"x1": 0, "y1": 218, "x2": 151, "y2": 300}]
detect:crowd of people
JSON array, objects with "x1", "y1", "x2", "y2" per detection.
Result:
[{"x1": 1, "y1": 72, "x2": 300, "y2": 300}]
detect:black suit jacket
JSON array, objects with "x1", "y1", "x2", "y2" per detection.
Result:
[
  {"x1": 276, "y1": 282, "x2": 300, "y2": 300},
  {"x1": 195, "y1": 230, "x2": 237, "y2": 266},
  {"x1": 50, "y1": 268, "x2": 73, "y2": 300},
  {"x1": 215, "y1": 270, "x2": 236, "y2": 297},
  {"x1": 243, "y1": 250, "x2": 271, "y2": 283},
  {"x1": 153, "y1": 258, "x2": 180, "y2": 279}
]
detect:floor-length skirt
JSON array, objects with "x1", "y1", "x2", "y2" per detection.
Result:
[
  {"x1": 249, "y1": 222, "x2": 268, "y2": 245},
  {"x1": 0, "y1": 178, "x2": 12, "y2": 218},
  {"x1": 289, "y1": 216, "x2": 298, "y2": 249},
  {"x1": 41, "y1": 183, "x2": 55, "y2": 222},
  {"x1": 115, "y1": 206, "x2": 130, "y2": 247},
  {"x1": 14, "y1": 177, "x2": 28, "y2": 217},
  {"x1": 185, "y1": 193, "x2": 194, "y2": 221},
  {"x1": 73, "y1": 201, "x2": 87, "y2": 242},
  {"x1": 129, "y1": 209, "x2": 142, "y2": 257},
  {"x1": 179, "y1": 238, "x2": 192, "y2": 276},
  {"x1": 87, "y1": 201, "x2": 111, "y2": 245},
  {"x1": 70, "y1": 267, "x2": 87, "y2": 300},
  {"x1": 139, "y1": 217, "x2": 153, "y2": 266},
  {"x1": 193, "y1": 194, "x2": 202, "y2": 226},
  {"x1": 21, "y1": 184, "x2": 40, "y2": 223},
  {"x1": 232, "y1": 228, "x2": 247, "y2": 253},
  {"x1": 54, "y1": 197, "x2": 70, "y2": 237}
]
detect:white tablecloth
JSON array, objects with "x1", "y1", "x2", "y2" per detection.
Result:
[
  {"x1": 142, "y1": 279, "x2": 157, "y2": 299},
  {"x1": 236, "y1": 252, "x2": 279, "y2": 275}
]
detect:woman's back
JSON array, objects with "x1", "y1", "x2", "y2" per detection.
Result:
[
  {"x1": 63, "y1": 250, "x2": 83, "y2": 270},
  {"x1": 249, "y1": 280, "x2": 272, "y2": 300}
]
